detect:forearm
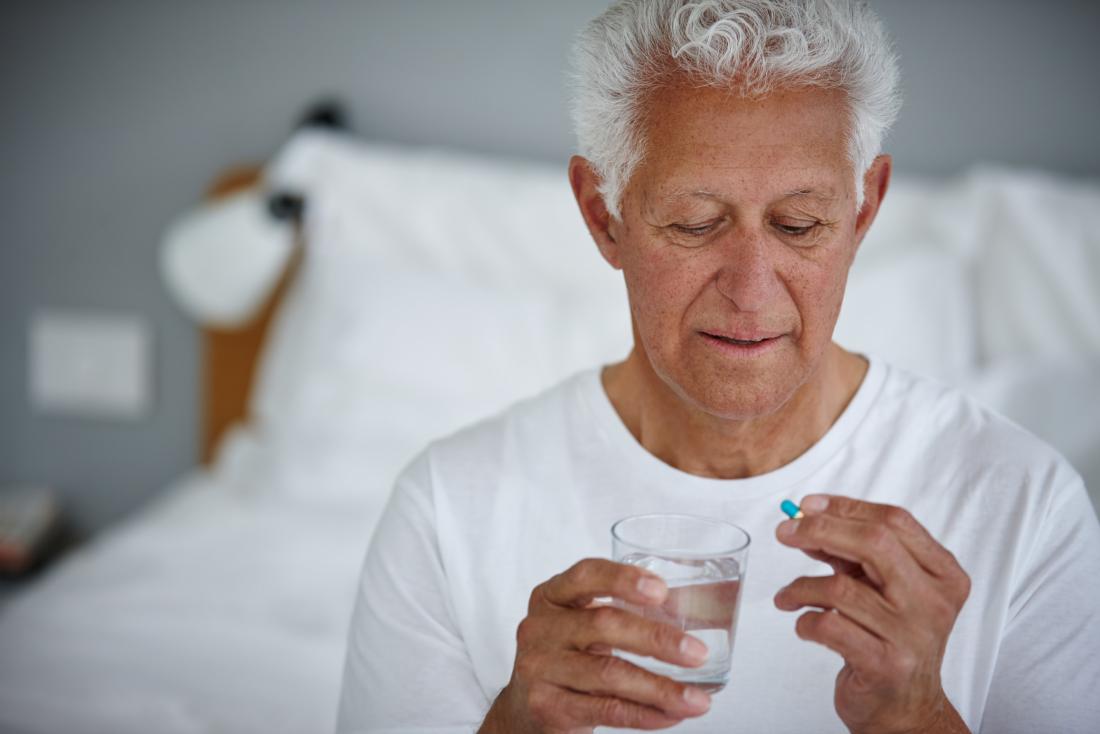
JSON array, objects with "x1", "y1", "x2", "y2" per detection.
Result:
[
  {"x1": 856, "y1": 696, "x2": 969, "y2": 734},
  {"x1": 920, "y1": 698, "x2": 970, "y2": 734}
]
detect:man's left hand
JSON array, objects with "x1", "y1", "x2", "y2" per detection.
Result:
[{"x1": 774, "y1": 494, "x2": 972, "y2": 734}]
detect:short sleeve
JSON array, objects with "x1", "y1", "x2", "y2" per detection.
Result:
[
  {"x1": 336, "y1": 451, "x2": 491, "y2": 733},
  {"x1": 979, "y1": 478, "x2": 1100, "y2": 733}
]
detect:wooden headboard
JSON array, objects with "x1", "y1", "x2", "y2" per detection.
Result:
[{"x1": 199, "y1": 165, "x2": 304, "y2": 465}]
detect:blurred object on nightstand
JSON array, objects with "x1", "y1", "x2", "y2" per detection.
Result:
[{"x1": 0, "y1": 486, "x2": 63, "y2": 576}]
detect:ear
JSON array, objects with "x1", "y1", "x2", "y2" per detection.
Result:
[
  {"x1": 568, "y1": 155, "x2": 622, "y2": 270},
  {"x1": 853, "y1": 154, "x2": 892, "y2": 248}
]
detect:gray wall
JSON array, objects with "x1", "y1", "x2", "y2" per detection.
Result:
[{"x1": 2, "y1": 0, "x2": 1098, "y2": 535}]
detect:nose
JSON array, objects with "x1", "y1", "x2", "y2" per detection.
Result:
[{"x1": 713, "y1": 224, "x2": 780, "y2": 312}]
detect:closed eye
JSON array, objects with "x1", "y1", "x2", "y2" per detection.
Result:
[
  {"x1": 673, "y1": 222, "x2": 718, "y2": 236},
  {"x1": 773, "y1": 222, "x2": 817, "y2": 237}
]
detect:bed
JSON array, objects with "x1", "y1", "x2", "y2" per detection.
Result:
[{"x1": 0, "y1": 128, "x2": 1097, "y2": 734}]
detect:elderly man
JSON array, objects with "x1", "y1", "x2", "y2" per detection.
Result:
[{"x1": 337, "y1": 1, "x2": 1100, "y2": 732}]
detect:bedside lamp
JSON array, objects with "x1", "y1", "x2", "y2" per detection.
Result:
[
  {"x1": 159, "y1": 187, "x2": 304, "y2": 329},
  {"x1": 160, "y1": 99, "x2": 346, "y2": 328}
]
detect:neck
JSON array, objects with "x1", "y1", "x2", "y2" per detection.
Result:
[{"x1": 601, "y1": 341, "x2": 868, "y2": 480}]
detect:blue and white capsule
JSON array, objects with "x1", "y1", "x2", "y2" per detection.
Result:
[{"x1": 780, "y1": 499, "x2": 804, "y2": 519}]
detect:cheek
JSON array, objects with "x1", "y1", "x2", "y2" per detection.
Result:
[
  {"x1": 619, "y1": 230, "x2": 853, "y2": 347},
  {"x1": 620, "y1": 244, "x2": 709, "y2": 330},
  {"x1": 786, "y1": 248, "x2": 852, "y2": 339}
]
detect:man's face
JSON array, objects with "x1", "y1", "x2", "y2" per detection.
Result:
[{"x1": 606, "y1": 84, "x2": 869, "y2": 419}]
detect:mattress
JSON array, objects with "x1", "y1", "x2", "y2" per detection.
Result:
[{"x1": 0, "y1": 469, "x2": 373, "y2": 734}]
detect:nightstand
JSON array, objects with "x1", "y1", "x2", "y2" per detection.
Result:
[{"x1": 0, "y1": 486, "x2": 76, "y2": 608}]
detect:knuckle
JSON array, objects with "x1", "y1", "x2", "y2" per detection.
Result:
[
  {"x1": 802, "y1": 514, "x2": 826, "y2": 537},
  {"x1": 515, "y1": 617, "x2": 537, "y2": 648},
  {"x1": 955, "y1": 567, "x2": 972, "y2": 603},
  {"x1": 573, "y1": 557, "x2": 602, "y2": 586},
  {"x1": 560, "y1": 691, "x2": 595, "y2": 727},
  {"x1": 884, "y1": 505, "x2": 915, "y2": 531},
  {"x1": 526, "y1": 683, "x2": 556, "y2": 725},
  {"x1": 590, "y1": 605, "x2": 619, "y2": 635},
  {"x1": 926, "y1": 595, "x2": 956, "y2": 629},
  {"x1": 865, "y1": 523, "x2": 893, "y2": 553},
  {"x1": 527, "y1": 583, "x2": 547, "y2": 614},
  {"x1": 597, "y1": 697, "x2": 635, "y2": 727},
  {"x1": 515, "y1": 651, "x2": 540, "y2": 683},
  {"x1": 648, "y1": 620, "x2": 678, "y2": 653},
  {"x1": 826, "y1": 574, "x2": 852, "y2": 605},
  {"x1": 594, "y1": 653, "x2": 623, "y2": 688}
]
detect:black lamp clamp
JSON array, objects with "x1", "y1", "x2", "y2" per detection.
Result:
[{"x1": 265, "y1": 98, "x2": 350, "y2": 225}]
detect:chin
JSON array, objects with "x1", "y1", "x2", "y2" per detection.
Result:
[
  {"x1": 653, "y1": 344, "x2": 812, "y2": 421},
  {"x1": 688, "y1": 379, "x2": 796, "y2": 420},
  {"x1": 652, "y1": 363, "x2": 799, "y2": 421}
]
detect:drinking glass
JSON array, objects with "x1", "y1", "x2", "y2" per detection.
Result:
[{"x1": 610, "y1": 513, "x2": 750, "y2": 692}]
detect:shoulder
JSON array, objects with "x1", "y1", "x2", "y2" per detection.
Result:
[
  {"x1": 395, "y1": 368, "x2": 596, "y2": 495},
  {"x1": 868, "y1": 360, "x2": 1084, "y2": 510}
]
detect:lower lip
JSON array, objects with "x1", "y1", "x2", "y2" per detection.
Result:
[{"x1": 700, "y1": 332, "x2": 783, "y2": 356}]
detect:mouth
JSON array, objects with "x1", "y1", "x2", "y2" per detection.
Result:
[{"x1": 700, "y1": 331, "x2": 783, "y2": 353}]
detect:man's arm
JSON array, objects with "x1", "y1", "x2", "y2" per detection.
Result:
[
  {"x1": 975, "y1": 479, "x2": 1100, "y2": 733},
  {"x1": 336, "y1": 452, "x2": 489, "y2": 732}
]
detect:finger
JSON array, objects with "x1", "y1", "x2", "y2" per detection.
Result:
[
  {"x1": 801, "y1": 495, "x2": 963, "y2": 581},
  {"x1": 776, "y1": 513, "x2": 922, "y2": 589},
  {"x1": 774, "y1": 574, "x2": 898, "y2": 641},
  {"x1": 566, "y1": 604, "x2": 710, "y2": 669},
  {"x1": 539, "y1": 558, "x2": 667, "y2": 610},
  {"x1": 527, "y1": 680, "x2": 685, "y2": 731},
  {"x1": 544, "y1": 650, "x2": 712, "y2": 719},
  {"x1": 803, "y1": 549, "x2": 864, "y2": 578},
  {"x1": 664, "y1": 576, "x2": 741, "y2": 628},
  {"x1": 794, "y1": 609, "x2": 886, "y2": 673}
]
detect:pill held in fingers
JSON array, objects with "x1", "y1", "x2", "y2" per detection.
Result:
[{"x1": 780, "y1": 499, "x2": 804, "y2": 519}]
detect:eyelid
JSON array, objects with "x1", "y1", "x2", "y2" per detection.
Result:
[
  {"x1": 671, "y1": 219, "x2": 721, "y2": 236},
  {"x1": 772, "y1": 219, "x2": 819, "y2": 236}
]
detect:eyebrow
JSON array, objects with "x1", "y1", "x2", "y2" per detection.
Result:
[{"x1": 647, "y1": 185, "x2": 842, "y2": 210}]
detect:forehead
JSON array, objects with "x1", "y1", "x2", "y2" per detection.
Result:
[{"x1": 633, "y1": 83, "x2": 853, "y2": 205}]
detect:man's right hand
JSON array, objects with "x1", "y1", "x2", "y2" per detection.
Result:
[{"x1": 478, "y1": 558, "x2": 714, "y2": 733}]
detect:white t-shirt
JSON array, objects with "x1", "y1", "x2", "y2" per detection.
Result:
[{"x1": 337, "y1": 356, "x2": 1100, "y2": 733}]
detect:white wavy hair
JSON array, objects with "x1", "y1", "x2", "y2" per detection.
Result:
[{"x1": 570, "y1": 0, "x2": 901, "y2": 218}]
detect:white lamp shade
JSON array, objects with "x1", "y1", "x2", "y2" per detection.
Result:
[{"x1": 160, "y1": 189, "x2": 295, "y2": 328}]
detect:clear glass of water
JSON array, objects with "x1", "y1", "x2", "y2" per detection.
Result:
[{"x1": 611, "y1": 513, "x2": 750, "y2": 693}]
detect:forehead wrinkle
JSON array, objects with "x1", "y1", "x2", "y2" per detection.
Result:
[
  {"x1": 646, "y1": 183, "x2": 840, "y2": 212},
  {"x1": 781, "y1": 187, "x2": 840, "y2": 203}
]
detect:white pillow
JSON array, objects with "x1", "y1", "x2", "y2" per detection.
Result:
[
  {"x1": 966, "y1": 169, "x2": 1100, "y2": 363},
  {"x1": 961, "y1": 356, "x2": 1100, "y2": 512},
  {"x1": 215, "y1": 132, "x2": 632, "y2": 504},
  {"x1": 834, "y1": 248, "x2": 976, "y2": 384}
]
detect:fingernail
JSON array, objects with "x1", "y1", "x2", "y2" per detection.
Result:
[
  {"x1": 777, "y1": 519, "x2": 800, "y2": 538},
  {"x1": 683, "y1": 685, "x2": 711, "y2": 711},
  {"x1": 680, "y1": 635, "x2": 708, "y2": 664},
  {"x1": 801, "y1": 495, "x2": 828, "y2": 512},
  {"x1": 637, "y1": 576, "x2": 666, "y2": 600}
]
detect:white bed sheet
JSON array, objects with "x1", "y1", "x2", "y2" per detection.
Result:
[{"x1": 0, "y1": 469, "x2": 372, "y2": 734}]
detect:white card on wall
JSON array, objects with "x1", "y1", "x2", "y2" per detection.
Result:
[{"x1": 28, "y1": 310, "x2": 153, "y2": 420}]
